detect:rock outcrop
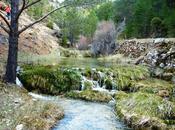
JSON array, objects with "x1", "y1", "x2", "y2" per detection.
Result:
[{"x1": 118, "y1": 38, "x2": 175, "y2": 82}]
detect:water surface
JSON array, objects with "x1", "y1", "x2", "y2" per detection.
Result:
[{"x1": 30, "y1": 93, "x2": 131, "y2": 130}]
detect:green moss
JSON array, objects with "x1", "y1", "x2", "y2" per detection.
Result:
[
  {"x1": 66, "y1": 90, "x2": 112, "y2": 102},
  {"x1": 111, "y1": 65, "x2": 149, "y2": 91},
  {"x1": 84, "y1": 81, "x2": 93, "y2": 90},
  {"x1": 105, "y1": 78, "x2": 113, "y2": 90},
  {"x1": 19, "y1": 66, "x2": 81, "y2": 94},
  {"x1": 115, "y1": 92, "x2": 175, "y2": 129},
  {"x1": 131, "y1": 78, "x2": 174, "y2": 97}
]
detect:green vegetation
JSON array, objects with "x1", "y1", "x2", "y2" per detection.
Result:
[
  {"x1": 19, "y1": 66, "x2": 81, "y2": 94},
  {"x1": 111, "y1": 65, "x2": 149, "y2": 90},
  {"x1": 27, "y1": 0, "x2": 175, "y2": 43},
  {"x1": 131, "y1": 79, "x2": 174, "y2": 96},
  {"x1": 112, "y1": 0, "x2": 175, "y2": 38},
  {"x1": 66, "y1": 90, "x2": 112, "y2": 103},
  {"x1": 115, "y1": 92, "x2": 175, "y2": 129},
  {"x1": 18, "y1": 64, "x2": 175, "y2": 129},
  {"x1": 0, "y1": 82, "x2": 64, "y2": 130}
]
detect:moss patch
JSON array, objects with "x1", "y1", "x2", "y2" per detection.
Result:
[
  {"x1": 66, "y1": 90, "x2": 112, "y2": 103},
  {"x1": 19, "y1": 66, "x2": 81, "y2": 94},
  {"x1": 131, "y1": 78, "x2": 174, "y2": 97},
  {"x1": 0, "y1": 82, "x2": 64, "y2": 130},
  {"x1": 111, "y1": 65, "x2": 149, "y2": 91},
  {"x1": 115, "y1": 91, "x2": 175, "y2": 129}
]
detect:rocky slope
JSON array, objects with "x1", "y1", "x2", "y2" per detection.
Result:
[
  {"x1": 0, "y1": 13, "x2": 59, "y2": 60},
  {"x1": 118, "y1": 38, "x2": 175, "y2": 82}
]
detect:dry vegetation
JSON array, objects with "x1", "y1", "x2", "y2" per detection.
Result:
[{"x1": 0, "y1": 81, "x2": 64, "y2": 130}]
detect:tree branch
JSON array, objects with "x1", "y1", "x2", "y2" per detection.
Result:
[
  {"x1": 24, "y1": 0, "x2": 41, "y2": 10},
  {"x1": 0, "y1": 23, "x2": 10, "y2": 34},
  {"x1": 0, "y1": 11, "x2": 11, "y2": 31},
  {"x1": 16, "y1": 0, "x2": 26, "y2": 21},
  {"x1": 18, "y1": 4, "x2": 69, "y2": 35}
]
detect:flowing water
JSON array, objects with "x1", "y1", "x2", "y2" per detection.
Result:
[
  {"x1": 26, "y1": 57, "x2": 133, "y2": 130},
  {"x1": 29, "y1": 93, "x2": 131, "y2": 130}
]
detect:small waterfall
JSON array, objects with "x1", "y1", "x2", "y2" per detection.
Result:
[
  {"x1": 16, "y1": 66, "x2": 23, "y2": 87},
  {"x1": 16, "y1": 77, "x2": 23, "y2": 87},
  {"x1": 80, "y1": 68, "x2": 117, "y2": 94}
]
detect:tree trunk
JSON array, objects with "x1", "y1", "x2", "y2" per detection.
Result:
[
  {"x1": 5, "y1": 33, "x2": 18, "y2": 83},
  {"x1": 5, "y1": 0, "x2": 19, "y2": 83}
]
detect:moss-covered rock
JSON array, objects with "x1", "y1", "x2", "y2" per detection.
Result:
[
  {"x1": 66, "y1": 90, "x2": 112, "y2": 103},
  {"x1": 111, "y1": 65, "x2": 149, "y2": 91},
  {"x1": 115, "y1": 91, "x2": 175, "y2": 130},
  {"x1": 130, "y1": 78, "x2": 174, "y2": 97},
  {"x1": 19, "y1": 66, "x2": 81, "y2": 94},
  {"x1": 83, "y1": 81, "x2": 93, "y2": 90}
]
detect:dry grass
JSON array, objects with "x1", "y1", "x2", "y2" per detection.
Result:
[{"x1": 0, "y1": 82, "x2": 64, "y2": 130}]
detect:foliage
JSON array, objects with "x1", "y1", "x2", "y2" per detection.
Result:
[
  {"x1": 151, "y1": 17, "x2": 167, "y2": 37},
  {"x1": 111, "y1": 0, "x2": 175, "y2": 38},
  {"x1": 95, "y1": 2, "x2": 114, "y2": 21},
  {"x1": 27, "y1": 0, "x2": 52, "y2": 20},
  {"x1": 46, "y1": 20, "x2": 54, "y2": 29}
]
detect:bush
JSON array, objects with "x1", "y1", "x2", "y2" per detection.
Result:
[
  {"x1": 46, "y1": 20, "x2": 54, "y2": 29},
  {"x1": 151, "y1": 17, "x2": 167, "y2": 37},
  {"x1": 60, "y1": 35, "x2": 68, "y2": 47},
  {"x1": 91, "y1": 21, "x2": 117, "y2": 56}
]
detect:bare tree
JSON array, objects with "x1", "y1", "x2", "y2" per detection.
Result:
[
  {"x1": 0, "y1": 0, "x2": 70, "y2": 83},
  {"x1": 91, "y1": 21, "x2": 117, "y2": 56}
]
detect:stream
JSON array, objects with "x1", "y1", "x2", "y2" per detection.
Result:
[{"x1": 29, "y1": 93, "x2": 131, "y2": 130}]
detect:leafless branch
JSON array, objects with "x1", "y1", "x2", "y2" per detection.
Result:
[
  {"x1": 24, "y1": 0, "x2": 41, "y2": 10},
  {"x1": 0, "y1": 11, "x2": 11, "y2": 31},
  {"x1": 0, "y1": 23, "x2": 10, "y2": 34},
  {"x1": 18, "y1": 4, "x2": 69, "y2": 35},
  {"x1": 16, "y1": 0, "x2": 26, "y2": 21}
]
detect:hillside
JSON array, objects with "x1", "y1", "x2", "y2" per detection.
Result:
[{"x1": 0, "y1": 13, "x2": 59, "y2": 60}]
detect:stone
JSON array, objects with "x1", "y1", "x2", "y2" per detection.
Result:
[
  {"x1": 154, "y1": 38, "x2": 165, "y2": 44},
  {"x1": 16, "y1": 124, "x2": 24, "y2": 130},
  {"x1": 158, "y1": 90, "x2": 170, "y2": 97}
]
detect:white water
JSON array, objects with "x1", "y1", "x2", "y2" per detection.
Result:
[{"x1": 29, "y1": 93, "x2": 131, "y2": 130}]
